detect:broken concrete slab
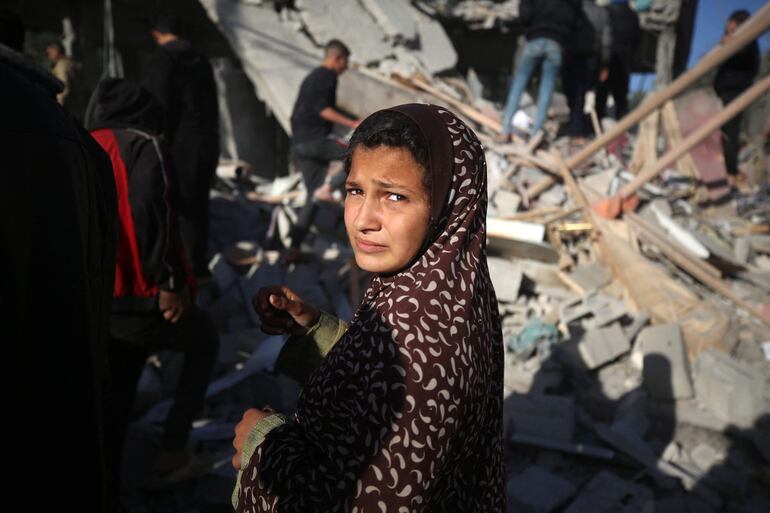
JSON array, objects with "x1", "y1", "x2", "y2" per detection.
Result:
[
  {"x1": 296, "y1": 0, "x2": 392, "y2": 65},
  {"x1": 694, "y1": 349, "x2": 766, "y2": 428},
  {"x1": 487, "y1": 256, "x2": 524, "y2": 302},
  {"x1": 577, "y1": 322, "x2": 630, "y2": 370},
  {"x1": 200, "y1": 0, "x2": 321, "y2": 133},
  {"x1": 412, "y1": 7, "x2": 458, "y2": 73},
  {"x1": 360, "y1": 0, "x2": 416, "y2": 41},
  {"x1": 561, "y1": 262, "x2": 612, "y2": 295},
  {"x1": 504, "y1": 393, "x2": 575, "y2": 442},
  {"x1": 564, "y1": 471, "x2": 654, "y2": 513},
  {"x1": 634, "y1": 324, "x2": 695, "y2": 400},
  {"x1": 506, "y1": 466, "x2": 577, "y2": 513}
]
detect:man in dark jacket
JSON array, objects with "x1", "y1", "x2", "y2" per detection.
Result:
[
  {"x1": 1, "y1": 8, "x2": 116, "y2": 511},
  {"x1": 596, "y1": 0, "x2": 641, "y2": 121},
  {"x1": 562, "y1": 0, "x2": 612, "y2": 137},
  {"x1": 714, "y1": 9, "x2": 760, "y2": 179},
  {"x1": 499, "y1": 0, "x2": 579, "y2": 140},
  {"x1": 287, "y1": 39, "x2": 360, "y2": 260},
  {"x1": 88, "y1": 79, "x2": 219, "y2": 489},
  {"x1": 145, "y1": 15, "x2": 219, "y2": 279}
]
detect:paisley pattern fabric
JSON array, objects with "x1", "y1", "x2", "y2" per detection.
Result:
[{"x1": 236, "y1": 104, "x2": 504, "y2": 512}]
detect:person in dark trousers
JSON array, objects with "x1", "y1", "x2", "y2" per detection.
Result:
[
  {"x1": 286, "y1": 39, "x2": 360, "y2": 261},
  {"x1": 498, "y1": 0, "x2": 579, "y2": 141},
  {"x1": 88, "y1": 79, "x2": 219, "y2": 491},
  {"x1": 714, "y1": 9, "x2": 760, "y2": 181},
  {"x1": 596, "y1": 0, "x2": 640, "y2": 121},
  {"x1": 562, "y1": 0, "x2": 612, "y2": 138},
  {"x1": 145, "y1": 14, "x2": 219, "y2": 279},
  {"x1": 1, "y1": 8, "x2": 116, "y2": 511}
]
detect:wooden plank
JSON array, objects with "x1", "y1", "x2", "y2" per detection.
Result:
[
  {"x1": 408, "y1": 76, "x2": 503, "y2": 132},
  {"x1": 626, "y1": 212, "x2": 723, "y2": 279},
  {"x1": 565, "y1": 3, "x2": 770, "y2": 170},
  {"x1": 616, "y1": 75, "x2": 770, "y2": 201},
  {"x1": 661, "y1": 100, "x2": 699, "y2": 179}
]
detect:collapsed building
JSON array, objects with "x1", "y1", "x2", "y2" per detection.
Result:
[{"x1": 6, "y1": 0, "x2": 770, "y2": 511}]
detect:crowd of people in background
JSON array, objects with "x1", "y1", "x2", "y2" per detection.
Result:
[{"x1": 0, "y1": 1, "x2": 763, "y2": 511}]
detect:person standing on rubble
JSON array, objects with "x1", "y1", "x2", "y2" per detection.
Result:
[
  {"x1": 231, "y1": 104, "x2": 505, "y2": 512},
  {"x1": 285, "y1": 39, "x2": 361, "y2": 262},
  {"x1": 87, "y1": 79, "x2": 219, "y2": 491},
  {"x1": 714, "y1": 9, "x2": 760, "y2": 184},
  {"x1": 498, "y1": 0, "x2": 579, "y2": 141},
  {"x1": 145, "y1": 14, "x2": 219, "y2": 280},
  {"x1": 595, "y1": 0, "x2": 640, "y2": 121},
  {"x1": 2, "y1": 8, "x2": 116, "y2": 511},
  {"x1": 562, "y1": 0, "x2": 612, "y2": 139}
]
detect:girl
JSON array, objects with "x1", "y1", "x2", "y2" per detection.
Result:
[{"x1": 232, "y1": 103, "x2": 504, "y2": 512}]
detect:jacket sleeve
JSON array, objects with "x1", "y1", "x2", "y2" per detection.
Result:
[
  {"x1": 127, "y1": 135, "x2": 186, "y2": 291},
  {"x1": 233, "y1": 332, "x2": 469, "y2": 511}
]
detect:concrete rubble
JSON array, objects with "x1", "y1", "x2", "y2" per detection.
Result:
[{"x1": 115, "y1": 2, "x2": 769, "y2": 511}]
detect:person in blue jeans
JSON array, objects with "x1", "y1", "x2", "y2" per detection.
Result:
[{"x1": 499, "y1": 0, "x2": 579, "y2": 141}]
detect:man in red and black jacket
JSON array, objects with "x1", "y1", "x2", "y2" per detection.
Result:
[{"x1": 88, "y1": 78, "x2": 219, "y2": 489}]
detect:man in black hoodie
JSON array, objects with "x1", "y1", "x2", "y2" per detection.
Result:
[
  {"x1": 714, "y1": 9, "x2": 760, "y2": 179},
  {"x1": 88, "y1": 79, "x2": 219, "y2": 490},
  {"x1": 499, "y1": 0, "x2": 578, "y2": 140},
  {"x1": 145, "y1": 14, "x2": 219, "y2": 280}
]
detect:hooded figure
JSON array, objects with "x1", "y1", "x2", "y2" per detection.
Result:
[
  {"x1": 232, "y1": 104, "x2": 505, "y2": 512},
  {"x1": 89, "y1": 78, "x2": 219, "y2": 495}
]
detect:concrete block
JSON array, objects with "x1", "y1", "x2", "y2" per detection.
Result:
[
  {"x1": 566, "y1": 262, "x2": 612, "y2": 293},
  {"x1": 694, "y1": 349, "x2": 765, "y2": 427},
  {"x1": 564, "y1": 471, "x2": 654, "y2": 513},
  {"x1": 559, "y1": 291, "x2": 626, "y2": 329},
  {"x1": 487, "y1": 257, "x2": 523, "y2": 302},
  {"x1": 492, "y1": 189, "x2": 522, "y2": 215},
  {"x1": 506, "y1": 466, "x2": 577, "y2": 513},
  {"x1": 635, "y1": 323, "x2": 694, "y2": 400},
  {"x1": 578, "y1": 322, "x2": 630, "y2": 369},
  {"x1": 412, "y1": 7, "x2": 458, "y2": 73},
  {"x1": 504, "y1": 393, "x2": 575, "y2": 442}
]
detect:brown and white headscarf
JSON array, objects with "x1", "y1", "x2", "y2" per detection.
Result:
[{"x1": 236, "y1": 104, "x2": 504, "y2": 513}]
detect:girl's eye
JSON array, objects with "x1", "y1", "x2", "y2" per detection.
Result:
[
  {"x1": 387, "y1": 193, "x2": 406, "y2": 202},
  {"x1": 346, "y1": 188, "x2": 362, "y2": 196}
]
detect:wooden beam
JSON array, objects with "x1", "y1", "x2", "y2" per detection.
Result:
[
  {"x1": 616, "y1": 74, "x2": 770, "y2": 200},
  {"x1": 625, "y1": 212, "x2": 723, "y2": 280},
  {"x1": 408, "y1": 76, "x2": 503, "y2": 133},
  {"x1": 660, "y1": 100, "x2": 700, "y2": 179},
  {"x1": 565, "y1": 3, "x2": 770, "y2": 170}
]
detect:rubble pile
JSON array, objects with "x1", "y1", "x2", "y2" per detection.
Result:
[{"x1": 117, "y1": 2, "x2": 769, "y2": 511}]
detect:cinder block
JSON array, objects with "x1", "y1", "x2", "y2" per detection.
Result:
[
  {"x1": 578, "y1": 323, "x2": 630, "y2": 369},
  {"x1": 564, "y1": 471, "x2": 654, "y2": 513},
  {"x1": 506, "y1": 466, "x2": 577, "y2": 513},
  {"x1": 694, "y1": 349, "x2": 765, "y2": 428},
  {"x1": 635, "y1": 323, "x2": 694, "y2": 400},
  {"x1": 504, "y1": 393, "x2": 575, "y2": 442}
]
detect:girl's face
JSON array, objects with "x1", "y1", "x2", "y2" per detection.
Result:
[{"x1": 345, "y1": 146, "x2": 431, "y2": 275}]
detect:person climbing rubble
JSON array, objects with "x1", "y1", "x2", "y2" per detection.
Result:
[{"x1": 285, "y1": 39, "x2": 362, "y2": 262}]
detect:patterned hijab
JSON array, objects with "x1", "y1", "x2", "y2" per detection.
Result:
[{"x1": 237, "y1": 104, "x2": 504, "y2": 512}]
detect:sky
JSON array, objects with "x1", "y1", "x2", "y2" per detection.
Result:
[{"x1": 629, "y1": 0, "x2": 770, "y2": 93}]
